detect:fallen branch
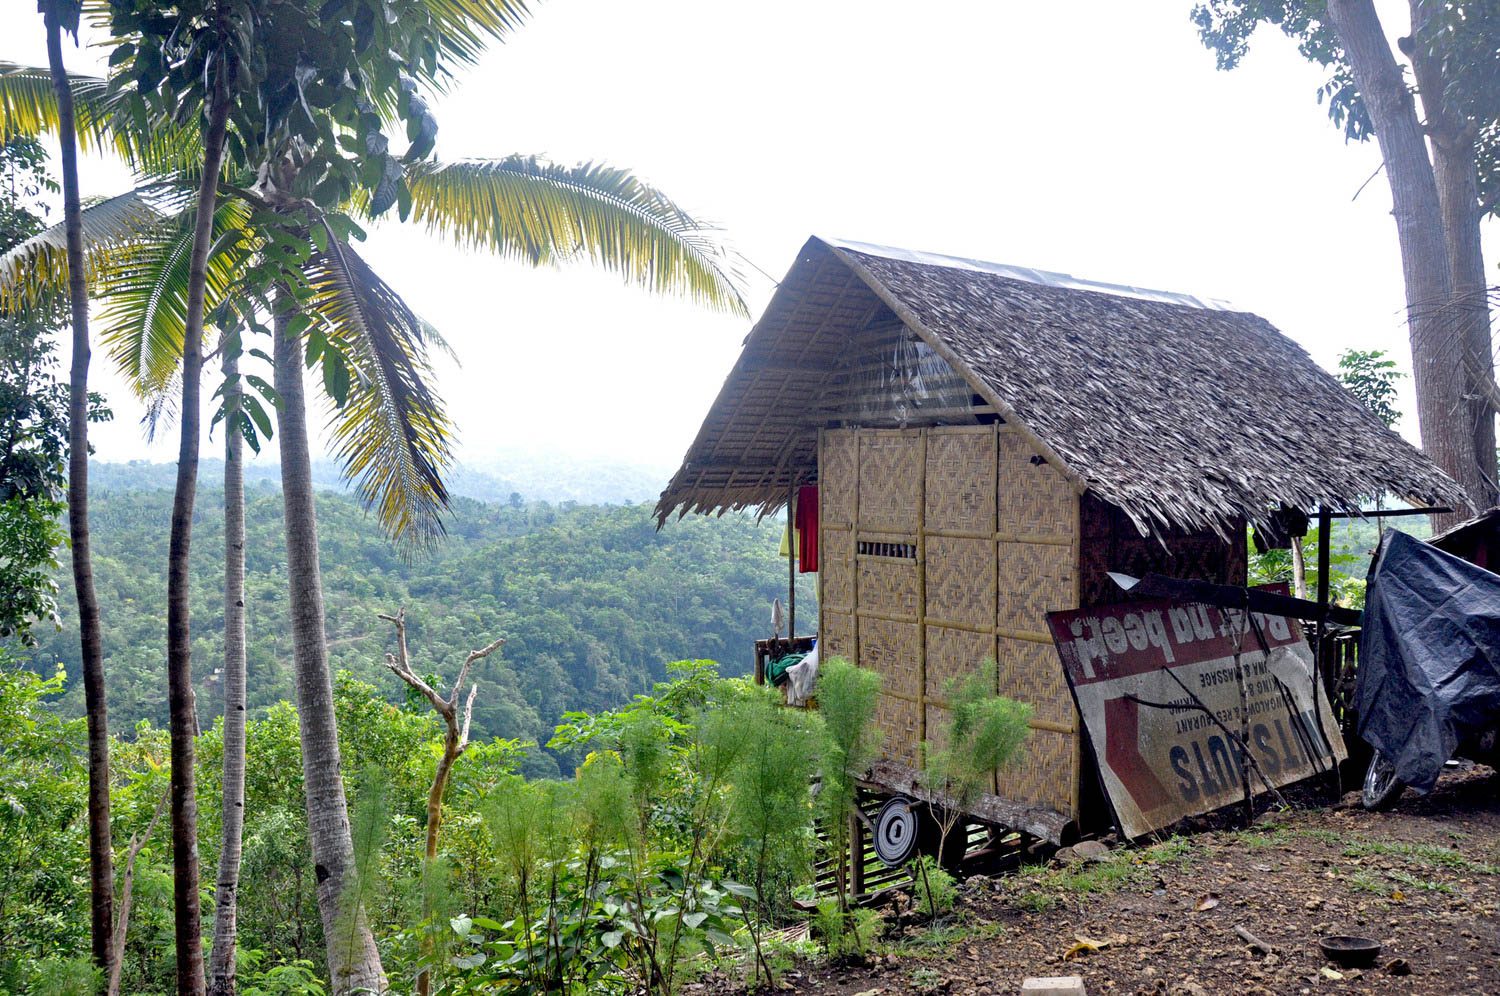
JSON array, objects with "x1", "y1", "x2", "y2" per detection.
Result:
[{"x1": 1234, "y1": 924, "x2": 1275, "y2": 955}]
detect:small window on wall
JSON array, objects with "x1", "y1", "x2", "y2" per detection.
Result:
[{"x1": 857, "y1": 540, "x2": 916, "y2": 560}]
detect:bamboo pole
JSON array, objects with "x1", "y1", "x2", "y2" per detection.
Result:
[{"x1": 788, "y1": 479, "x2": 797, "y2": 639}]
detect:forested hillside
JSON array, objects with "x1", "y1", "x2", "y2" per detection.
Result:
[
  {"x1": 22, "y1": 475, "x2": 815, "y2": 776},
  {"x1": 90, "y1": 450, "x2": 675, "y2": 506}
]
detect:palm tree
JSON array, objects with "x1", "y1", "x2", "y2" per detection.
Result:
[
  {"x1": 38, "y1": 0, "x2": 113, "y2": 974},
  {"x1": 210, "y1": 341, "x2": 248, "y2": 996},
  {"x1": 164, "y1": 72, "x2": 230, "y2": 996},
  {"x1": 2, "y1": 49, "x2": 746, "y2": 996}
]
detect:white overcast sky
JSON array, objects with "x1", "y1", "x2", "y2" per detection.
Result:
[{"x1": 3, "y1": 0, "x2": 1496, "y2": 474}]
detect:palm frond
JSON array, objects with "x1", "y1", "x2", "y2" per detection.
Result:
[
  {"x1": 94, "y1": 197, "x2": 256, "y2": 407},
  {"x1": 421, "y1": 0, "x2": 534, "y2": 79},
  {"x1": 0, "y1": 62, "x2": 201, "y2": 176},
  {"x1": 405, "y1": 156, "x2": 748, "y2": 316},
  {"x1": 304, "y1": 235, "x2": 455, "y2": 547},
  {"x1": 0, "y1": 185, "x2": 184, "y2": 312}
]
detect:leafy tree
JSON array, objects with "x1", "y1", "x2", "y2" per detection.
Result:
[
  {"x1": 0, "y1": 661, "x2": 89, "y2": 990},
  {"x1": 1192, "y1": 1, "x2": 1500, "y2": 519},
  {"x1": 0, "y1": 126, "x2": 86, "y2": 641},
  {"x1": 0, "y1": 135, "x2": 77, "y2": 644},
  {"x1": 1337, "y1": 348, "x2": 1404, "y2": 429}
]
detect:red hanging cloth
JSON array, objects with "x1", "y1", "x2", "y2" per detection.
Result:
[{"x1": 795, "y1": 485, "x2": 819, "y2": 573}]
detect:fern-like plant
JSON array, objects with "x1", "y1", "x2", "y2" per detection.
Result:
[
  {"x1": 921, "y1": 660, "x2": 1032, "y2": 873},
  {"x1": 814, "y1": 658, "x2": 882, "y2": 916}
]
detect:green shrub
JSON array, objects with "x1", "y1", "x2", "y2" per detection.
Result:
[
  {"x1": 717, "y1": 689, "x2": 820, "y2": 987},
  {"x1": 815, "y1": 658, "x2": 882, "y2": 910},
  {"x1": 812, "y1": 897, "x2": 882, "y2": 959},
  {"x1": 922, "y1": 661, "x2": 1031, "y2": 868},
  {"x1": 909, "y1": 856, "x2": 957, "y2": 918}
]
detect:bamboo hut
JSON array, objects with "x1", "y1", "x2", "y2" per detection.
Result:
[{"x1": 656, "y1": 236, "x2": 1465, "y2": 843}]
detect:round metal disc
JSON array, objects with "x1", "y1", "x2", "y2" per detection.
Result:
[{"x1": 873, "y1": 796, "x2": 920, "y2": 867}]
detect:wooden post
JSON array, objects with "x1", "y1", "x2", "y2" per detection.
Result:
[
  {"x1": 788, "y1": 478, "x2": 797, "y2": 639},
  {"x1": 915, "y1": 430, "x2": 928, "y2": 754},
  {"x1": 848, "y1": 810, "x2": 866, "y2": 899},
  {"x1": 1315, "y1": 505, "x2": 1337, "y2": 795},
  {"x1": 1315, "y1": 505, "x2": 1331, "y2": 690}
]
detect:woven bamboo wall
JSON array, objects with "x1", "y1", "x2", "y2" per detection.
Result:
[
  {"x1": 819, "y1": 431, "x2": 858, "y2": 660},
  {"x1": 818, "y1": 423, "x2": 1083, "y2": 822},
  {"x1": 993, "y1": 427, "x2": 1079, "y2": 815}
]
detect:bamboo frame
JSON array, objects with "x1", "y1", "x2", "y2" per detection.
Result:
[{"x1": 916, "y1": 429, "x2": 929, "y2": 750}]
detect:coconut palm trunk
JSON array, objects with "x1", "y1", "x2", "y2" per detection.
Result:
[
  {"x1": 209, "y1": 346, "x2": 247, "y2": 996},
  {"x1": 165, "y1": 89, "x2": 231, "y2": 995},
  {"x1": 272, "y1": 302, "x2": 386, "y2": 994},
  {"x1": 43, "y1": 2, "x2": 113, "y2": 971}
]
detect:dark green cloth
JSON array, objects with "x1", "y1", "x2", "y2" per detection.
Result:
[{"x1": 767, "y1": 652, "x2": 807, "y2": 687}]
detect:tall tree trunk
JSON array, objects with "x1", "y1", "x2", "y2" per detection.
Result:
[
  {"x1": 209, "y1": 348, "x2": 247, "y2": 996},
  {"x1": 1290, "y1": 536, "x2": 1309, "y2": 600},
  {"x1": 1326, "y1": 0, "x2": 1477, "y2": 529},
  {"x1": 272, "y1": 303, "x2": 386, "y2": 995},
  {"x1": 166, "y1": 91, "x2": 231, "y2": 996},
  {"x1": 43, "y1": 4, "x2": 113, "y2": 972},
  {"x1": 1409, "y1": 0, "x2": 1498, "y2": 510}
]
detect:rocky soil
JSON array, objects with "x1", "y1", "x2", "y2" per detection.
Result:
[{"x1": 711, "y1": 764, "x2": 1500, "y2": 995}]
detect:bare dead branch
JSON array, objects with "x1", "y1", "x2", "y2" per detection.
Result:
[
  {"x1": 451, "y1": 637, "x2": 506, "y2": 706},
  {"x1": 108, "y1": 789, "x2": 170, "y2": 996},
  {"x1": 459, "y1": 681, "x2": 480, "y2": 749},
  {"x1": 380, "y1": 608, "x2": 451, "y2": 717},
  {"x1": 1234, "y1": 923, "x2": 1275, "y2": 954},
  {"x1": 373, "y1": 609, "x2": 502, "y2": 996}
]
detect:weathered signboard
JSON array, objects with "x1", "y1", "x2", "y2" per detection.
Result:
[{"x1": 1047, "y1": 598, "x2": 1346, "y2": 839}]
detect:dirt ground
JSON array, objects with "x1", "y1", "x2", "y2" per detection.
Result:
[{"x1": 713, "y1": 763, "x2": 1500, "y2": 995}]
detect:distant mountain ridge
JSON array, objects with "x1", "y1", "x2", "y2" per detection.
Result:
[{"x1": 91, "y1": 452, "x2": 677, "y2": 506}]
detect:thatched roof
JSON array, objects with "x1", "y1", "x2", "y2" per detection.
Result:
[{"x1": 656, "y1": 237, "x2": 1466, "y2": 535}]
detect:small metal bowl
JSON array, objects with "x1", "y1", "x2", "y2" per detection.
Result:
[{"x1": 1319, "y1": 935, "x2": 1382, "y2": 968}]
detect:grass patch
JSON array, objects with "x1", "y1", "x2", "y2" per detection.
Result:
[
  {"x1": 1388, "y1": 869, "x2": 1457, "y2": 894},
  {"x1": 1008, "y1": 837, "x2": 1199, "y2": 913},
  {"x1": 1014, "y1": 891, "x2": 1058, "y2": 914},
  {"x1": 1239, "y1": 831, "x2": 1287, "y2": 850},
  {"x1": 887, "y1": 918, "x2": 1004, "y2": 958},
  {"x1": 1347, "y1": 871, "x2": 1387, "y2": 895},
  {"x1": 1291, "y1": 828, "x2": 1344, "y2": 847},
  {"x1": 908, "y1": 966, "x2": 944, "y2": 990},
  {"x1": 1342, "y1": 839, "x2": 1497, "y2": 874},
  {"x1": 1059, "y1": 858, "x2": 1139, "y2": 894},
  {"x1": 1345, "y1": 866, "x2": 1457, "y2": 897},
  {"x1": 1142, "y1": 838, "x2": 1195, "y2": 865}
]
